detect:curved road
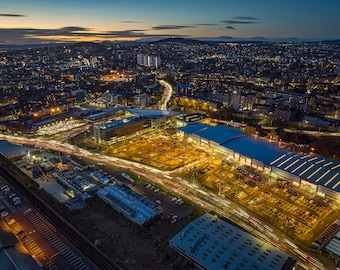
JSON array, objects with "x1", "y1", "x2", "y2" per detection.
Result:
[{"x1": 158, "y1": 80, "x2": 173, "y2": 110}]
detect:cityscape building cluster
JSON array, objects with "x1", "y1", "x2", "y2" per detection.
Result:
[
  {"x1": 1, "y1": 38, "x2": 340, "y2": 269},
  {"x1": 0, "y1": 39, "x2": 339, "y2": 138}
]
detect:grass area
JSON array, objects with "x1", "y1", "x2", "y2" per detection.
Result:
[{"x1": 62, "y1": 197, "x2": 200, "y2": 269}]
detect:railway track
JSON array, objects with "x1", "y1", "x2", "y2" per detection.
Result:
[{"x1": 0, "y1": 164, "x2": 122, "y2": 270}]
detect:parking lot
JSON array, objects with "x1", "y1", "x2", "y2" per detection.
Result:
[{"x1": 106, "y1": 132, "x2": 209, "y2": 170}]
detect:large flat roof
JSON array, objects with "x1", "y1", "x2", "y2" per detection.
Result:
[
  {"x1": 222, "y1": 135, "x2": 288, "y2": 165},
  {"x1": 270, "y1": 152, "x2": 340, "y2": 192},
  {"x1": 179, "y1": 124, "x2": 287, "y2": 164},
  {"x1": 179, "y1": 124, "x2": 247, "y2": 144},
  {"x1": 97, "y1": 184, "x2": 162, "y2": 226},
  {"x1": 170, "y1": 213, "x2": 297, "y2": 270},
  {"x1": 0, "y1": 140, "x2": 28, "y2": 159}
]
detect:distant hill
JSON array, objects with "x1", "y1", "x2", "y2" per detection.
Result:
[
  {"x1": 148, "y1": 37, "x2": 208, "y2": 46},
  {"x1": 70, "y1": 41, "x2": 107, "y2": 49},
  {"x1": 0, "y1": 42, "x2": 70, "y2": 51},
  {"x1": 1, "y1": 37, "x2": 339, "y2": 52},
  {"x1": 319, "y1": 39, "x2": 340, "y2": 45}
]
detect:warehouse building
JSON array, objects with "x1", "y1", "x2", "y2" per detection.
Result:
[
  {"x1": 97, "y1": 183, "x2": 162, "y2": 227},
  {"x1": 178, "y1": 123, "x2": 340, "y2": 200},
  {"x1": 0, "y1": 140, "x2": 28, "y2": 160},
  {"x1": 170, "y1": 213, "x2": 297, "y2": 270}
]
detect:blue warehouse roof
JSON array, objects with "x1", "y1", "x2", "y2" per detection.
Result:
[
  {"x1": 180, "y1": 124, "x2": 287, "y2": 164},
  {"x1": 179, "y1": 124, "x2": 247, "y2": 144},
  {"x1": 178, "y1": 123, "x2": 209, "y2": 134},
  {"x1": 180, "y1": 123, "x2": 340, "y2": 193},
  {"x1": 271, "y1": 153, "x2": 340, "y2": 192},
  {"x1": 0, "y1": 140, "x2": 28, "y2": 159},
  {"x1": 222, "y1": 136, "x2": 288, "y2": 165}
]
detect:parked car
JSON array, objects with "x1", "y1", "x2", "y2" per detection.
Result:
[
  {"x1": 1, "y1": 211, "x2": 9, "y2": 218},
  {"x1": 8, "y1": 193, "x2": 17, "y2": 199},
  {"x1": 12, "y1": 197, "x2": 21, "y2": 203}
]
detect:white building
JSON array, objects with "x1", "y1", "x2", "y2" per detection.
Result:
[{"x1": 137, "y1": 53, "x2": 161, "y2": 68}]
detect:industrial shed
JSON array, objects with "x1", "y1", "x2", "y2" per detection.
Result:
[{"x1": 170, "y1": 213, "x2": 297, "y2": 270}]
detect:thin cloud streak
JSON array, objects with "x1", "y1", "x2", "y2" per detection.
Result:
[
  {"x1": 121, "y1": 20, "x2": 141, "y2": 23},
  {"x1": 232, "y1": 16, "x2": 259, "y2": 21},
  {"x1": 152, "y1": 25, "x2": 196, "y2": 30},
  {"x1": 0, "y1": 13, "x2": 26, "y2": 17},
  {"x1": 221, "y1": 20, "x2": 259, "y2": 25},
  {"x1": 194, "y1": 23, "x2": 219, "y2": 26}
]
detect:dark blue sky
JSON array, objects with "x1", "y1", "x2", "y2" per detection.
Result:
[{"x1": 0, "y1": 0, "x2": 339, "y2": 44}]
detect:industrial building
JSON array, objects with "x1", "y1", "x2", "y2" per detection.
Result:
[
  {"x1": 178, "y1": 123, "x2": 340, "y2": 200},
  {"x1": 170, "y1": 213, "x2": 297, "y2": 270},
  {"x1": 97, "y1": 183, "x2": 163, "y2": 227},
  {"x1": 0, "y1": 140, "x2": 28, "y2": 160},
  {"x1": 92, "y1": 108, "x2": 179, "y2": 144},
  {"x1": 92, "y1": 116, "x2": 152, "y2": 143}
]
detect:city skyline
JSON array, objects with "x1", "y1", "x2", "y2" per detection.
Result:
[{"x1": 1, "y1": 0, "x2": 340, "y2": 45}]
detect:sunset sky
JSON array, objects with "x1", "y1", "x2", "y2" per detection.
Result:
[{"x1": 1, "y1": 0, "x2": 339, "y2": 44}]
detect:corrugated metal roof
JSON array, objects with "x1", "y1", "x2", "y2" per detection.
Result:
[
  {"x1": 170, "y1": 213, "x2": 295, "y2": 270},
  {"x1": 127, "y1": 108, "x2": 180, "y2": 117},
  {"x1": 97, "y1": 184, "x2": 162, "y2": 226},
  {"x1": 0, "y1": 140, "x2": 28, "y2": 159},
  {"x1": 270, "y1": 152, "x2": 340, "y2": 192}
]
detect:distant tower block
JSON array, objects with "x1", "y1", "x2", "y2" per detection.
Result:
[{"x1": 137, "y1": 53, "x2": 161, "y2": 68}]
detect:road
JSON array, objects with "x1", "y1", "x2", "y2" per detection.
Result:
[
  {"x1": 0, "y1": 134, "x2": 329, "y2": 269},
  {"x1": 158, "y1": 80, "x2": 173, "y2": 110}
]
